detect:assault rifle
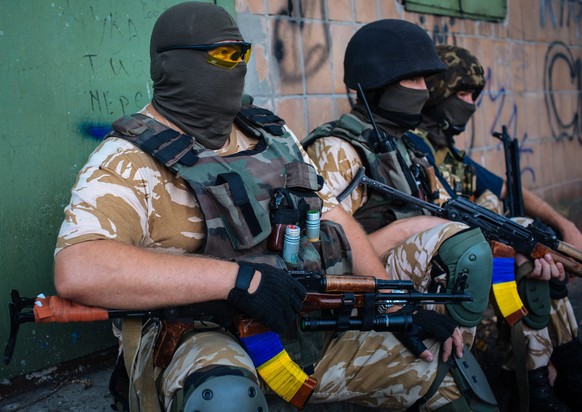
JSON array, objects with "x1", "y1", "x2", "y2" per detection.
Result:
[
  {"x1": 4, "y1": 273, "x2": 471, "y2": 409},
  {"x1": 4, "y1": 273, "x2": 471, "y2": 365},
  {"x1": 493, "y1": 125, "x2": 524, "y2": 217},
  {"x1": 348, "y1": 167, "x2": 582, "y2": 277}
]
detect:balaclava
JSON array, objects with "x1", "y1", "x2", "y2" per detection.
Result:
[
  {"x1": 421, "y1": 95, "x2": 476, "y2": 148},
  {"x1": 375, "y1": 82, "x2": 430, "y2": 130},
  {"x1": 422, "y1": 45, "x2": 485, "y2": 149},
  {"x1": 150, "y1": 2, "x2": 246, "y2": 149}
]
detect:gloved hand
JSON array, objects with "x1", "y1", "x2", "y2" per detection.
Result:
[
  {"x1": 227, "y1": 262, "x2": 306, "y2": 334},
  {"x1": 394, "y1": 306, "x2": 459, "y2": 361}
]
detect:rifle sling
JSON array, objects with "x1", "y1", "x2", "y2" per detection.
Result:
[
  {"x1": 511, "y1": 320, "x2": 529, "y2": 412},
  {"x1": 122, "y1": 318, "x2": 142, "y2": 378},
  {"x1": 123, "y1": 318, "x2": 163, "y2": 412}
]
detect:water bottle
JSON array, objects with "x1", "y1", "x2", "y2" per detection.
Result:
[
  {"x1": 305, "y1": 210, "x2": 320, "y2": 242},
  {"x1": 282, "y1": 225, "x2": 300, "y2": 268}
]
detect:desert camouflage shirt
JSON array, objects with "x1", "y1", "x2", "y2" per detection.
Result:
[
  {"x1": 306, "y1": 134, "x2": 418, "y2": 216},
  {"x1": 56, "y1": 111, "x2": 338, "y2": 255}
]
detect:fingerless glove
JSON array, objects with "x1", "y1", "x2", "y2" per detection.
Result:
[
  {"x1": 227, "y1": 263, "x2": 306, "y2": 333},
  {"x1": 394, "y1": 307, "x2": 457, "y2": 357}
]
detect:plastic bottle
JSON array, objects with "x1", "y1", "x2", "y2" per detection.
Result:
[
  {"x1": 305, "y1": 210, "x2": 320, "y2": 242},
  {"x1": 282, "y1": 225, "x2": 300, "y2": 268}
]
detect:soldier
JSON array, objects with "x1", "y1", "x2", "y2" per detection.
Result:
[
  {"x1": 305, "y1": 19, "x2": 500, "y2": 411},
  {"x1": 404, "y1": 44, "x2": 582, "y2": 411},
  {"x1": 54, "y1": 4, "x2": 470, "y2": 412}
]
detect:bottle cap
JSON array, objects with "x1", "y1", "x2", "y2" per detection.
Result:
[{"x1": 285, "y1": 224, "x2": 300, "y2": 237}]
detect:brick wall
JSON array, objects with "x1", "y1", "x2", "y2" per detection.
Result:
[{"x1": 235, "y1": 0, "x2": 582, "y2": 210}]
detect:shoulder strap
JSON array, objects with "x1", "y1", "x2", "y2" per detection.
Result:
[
  {"x1": 303, "y1": 113, "x2": 370, "y2": 150},
  {"x1": 111, "y1": 114, "x2": 201, "y2": 169},
  {"x1": 404, "y1": 130, "x2": 437, "y2": 163},
  {"x1": 404, "y1": 131, "x2": 457, "y2": 199},
  {"x1": 235, "y1": 103, "x2": 285, "y2": 138}
]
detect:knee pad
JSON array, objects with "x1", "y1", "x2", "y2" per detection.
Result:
[
  {"x1": 174, "y1": 365, "x2": 268, "y2": 412},
  {"x1": 517, "y1": 276, "x2": 550, "y2": 330},
  {"x1": 436, "y1": 228, "x2": 493, "y2": 327}
]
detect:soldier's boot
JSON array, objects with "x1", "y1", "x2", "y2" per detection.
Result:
[
  {"x1": 551, "y1": 337, "x2": 582, "y2": 409},
  {"x1": 528, "y1": 366, "x2": 572, "y2": 412}
]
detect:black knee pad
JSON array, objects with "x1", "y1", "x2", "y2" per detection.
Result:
[{"x1": 173, "y1": 365, "x2": 268, "y2": 412}]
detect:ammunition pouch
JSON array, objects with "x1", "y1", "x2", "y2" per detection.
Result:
[{"x1": 516, "y1": 269, "x2": 550, "y2": 330}]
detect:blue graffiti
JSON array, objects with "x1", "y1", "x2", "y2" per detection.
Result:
[
  {"x1": 479, "y1": 68, "x2": 536, "y2": 182},
  {"x1": 540, "y1": 0, "x2": 582, "y2": 35},
  {"x1": 79, "y1": 122, "x2": 112, "y2": 141}
]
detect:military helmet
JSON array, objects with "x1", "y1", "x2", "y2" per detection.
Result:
[
  {"x1": 344, "y1": 19, "x2": 446, "y2": 90},
  {"x1": 425, "y1": 45, "x2": 486, "y2": 107}
]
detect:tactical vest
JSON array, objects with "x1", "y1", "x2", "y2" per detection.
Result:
[
  {"x1": 109, "y1": 102, "x2": 354, "y2": 368},
  {"x1": 303, "y1": 113, "x2": 427, "y2": 233},
  {"x1": 405, "y1": 130, "x2": 476, "y2": 201}
]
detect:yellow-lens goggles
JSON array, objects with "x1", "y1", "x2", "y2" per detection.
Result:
[{"x1": 158, "y1": 42, "x2": 252, "y2": 69}]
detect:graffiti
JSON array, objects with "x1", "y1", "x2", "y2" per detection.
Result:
[
  {"x1": 418, "y1": 15, "x2": 458, "y2": 45},
  {"x1": 272, "y1": 0, "x2": 330, "y2": 84},
  {"x1": 539, "y1": 0, "x2": 582, "y2": 36},
  {"x1": 478, "y1": 68, "x2": 536, "y2": 182},
  {"x1": 543, "y1": 41, "x2": 582, "y2": 143},
  {"x1": 88, "y1": 90, "x2": 146, "y2": 116},
  {"x1": 79, "y1": 121, "x2": 112, "y2": 140}
]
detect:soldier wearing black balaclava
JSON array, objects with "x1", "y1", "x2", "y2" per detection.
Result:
[
  {"x1": 150, "y1": 1, "x2": 246, "y2": 149},
  {"x1": 408, "y1": 45, "x2": 582, "y2": 412},
  {"x1": 304, "y1": 21, "x2": 498, "y2": 412}
]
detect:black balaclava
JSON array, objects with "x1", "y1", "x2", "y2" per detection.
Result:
[
  {"x1": 353, "y1": 82, "x2": 430, "y2": 138},
  {"x1": 150, "y1": 2, "x2": 246, "y2": 149},
  {"x1": 423, "y1": 94, "x2": 476, "y2": 148}
]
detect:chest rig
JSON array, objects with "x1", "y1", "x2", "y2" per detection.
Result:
[
  {"x1": 110, "y1": 102, "x2": 353, "y2": 373},
  {"x1": 110, "y1": 105, "x2": 350, "y2": 272},
  {"x1": 303, "y1": 112, "x2": 429, "y2": 233},
  {"x1": 405, "y1": 130, "x2": 476, "y2": 201}
]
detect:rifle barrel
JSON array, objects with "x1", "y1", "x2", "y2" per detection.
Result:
[{"x1": 360, "y1": 173, "x2": 442, "y2": 215}]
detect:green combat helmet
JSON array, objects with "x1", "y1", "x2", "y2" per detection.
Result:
[{"x1": 425, "y1": 45, "x2": 486, "y2": 107}]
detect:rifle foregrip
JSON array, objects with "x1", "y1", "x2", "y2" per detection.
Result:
[
  {"x1": 33, "y1": 296, "x2": 109, "y2": 323},
  {"x1": 323, "y1": 275, "x2": 377, "y2": 292},
  {"x1": 531, "y1": 244, "x2": 582, "y2": 277}
]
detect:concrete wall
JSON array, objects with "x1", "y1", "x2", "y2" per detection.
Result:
[{"x1": 236, "y1": 0, "x2": 582, "y2": 208}]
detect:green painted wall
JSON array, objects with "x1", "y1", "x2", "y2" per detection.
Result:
[{"x1": 0, "y1": 0, "x2": 234, "y2": 381}]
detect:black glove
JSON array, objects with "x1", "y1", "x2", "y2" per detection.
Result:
[
  {"x1": 549, "y1": 275, "x2": 569, "y2": 299},
  {"x1": 394, "y1": 306, "x2": 457, "y2": 357},
  {"x1": 227, "y1": 262, "x2": 306, "y2": 334}
]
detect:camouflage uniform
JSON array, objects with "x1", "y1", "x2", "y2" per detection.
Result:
[
  {"x1": 415, "y1": 45, "x2": 579, "y2": 374},
  {"x1": 57, "y1": 106, "x2": 472, "y2": 411},
  {"x1": 307, "y1": 127, "x2": 484, "y2": 332}
]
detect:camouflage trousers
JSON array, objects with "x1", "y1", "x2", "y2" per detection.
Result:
[
  {"x1": 497, "y1": 297, "x2": 579, "y2": 371},
  {"x1": 130, "y1": 326, "x2": 458, "y2": 412},
  {"x1": 126, "y1": 222, "x2": 476, "y2": 411},
  {"x1": 310, "y1": 221, "x2": 476, "y2": 410}
]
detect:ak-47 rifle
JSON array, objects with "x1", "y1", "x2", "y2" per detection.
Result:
[
  {"x1": 347, "y1": 167, "x2": 582, "y2": 277},
  {"x1": 493, "y1": 125, "x2": 524, "y2": 217},
  {"x1": 4, "y1": 272, "x2": 471, "y2": 409}
]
